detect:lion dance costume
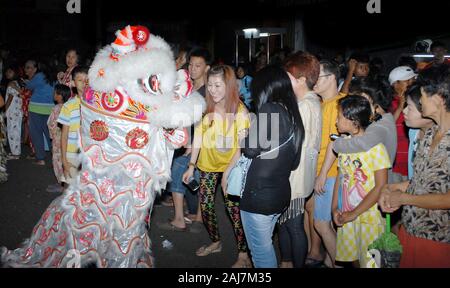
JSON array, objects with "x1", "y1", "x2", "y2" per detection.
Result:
[{"x1": 1, "y1": 25, "x2": 205, "y2": 267}]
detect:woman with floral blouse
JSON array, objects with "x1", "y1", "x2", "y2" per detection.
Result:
[{"x1": 379, "y1": 65, "x2": 450, "y2": 268}]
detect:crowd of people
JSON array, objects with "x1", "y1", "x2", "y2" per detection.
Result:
[
  {"x1": 0, "y1": 38, "x2": 449, "y2": 268},
  {"x1": 0, "y1": 47, "x2": 88, "y2": 193}
]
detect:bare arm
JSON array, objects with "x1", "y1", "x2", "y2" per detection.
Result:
[
  {"x1": 182, "y1": 124, "x2": 203, "y2": 184},
  {"x1": 189, "y1": 134, "x2": 202, "y2": 164},
  {"x1": 333, "y1": 124, "x2": 384, "y2": 154},
  {"x1": 61, "y1": 125, "x2": 69, "y2": 163},
  {"x1": 61, "y1": 124, "x2": 74, "y2": 178},
  {"x1": 4, "y1": 91, "x2": 13, "y2": 111},
  {"x1": 315, "y1": 142, "x2": 337, "y2": 193},
  {"x1": 184, "y1": 148, "x2": 192, "y2": 156},
  {"x1": 340, "y1": 59, "x2": 356, "y2": 94},
  {"x1": 393, "y1": 94, "x2": 406, "y2": 122},
  {"x1": 332, "y1": 172, "x2": 342, "y2": 226},
  {"x1": 382, "y1": 189, "x2": 450, "y2": 212},
  {"x1": 401, "y1": 192, "x2": 450, "y2": 210},
  {"x1": 384, "y1": 181, "x2": 409, "y2": 193}
]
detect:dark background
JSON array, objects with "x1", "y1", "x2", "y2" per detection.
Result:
[{"x1": 1, "y1": 0, "x2": 450, "y2": 68}]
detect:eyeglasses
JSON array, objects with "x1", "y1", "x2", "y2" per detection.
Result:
[{"x1": 318, "y1": 74, "x2": 332, "y2": 78}]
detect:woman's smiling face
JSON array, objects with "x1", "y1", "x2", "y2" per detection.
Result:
[{"x1": 207, "y1": 75, "x2": 226, "y2": 104}]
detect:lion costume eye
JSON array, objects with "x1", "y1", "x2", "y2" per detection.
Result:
[{"x1": 139, "y1": 74, "x2": 160, "y2": 94}]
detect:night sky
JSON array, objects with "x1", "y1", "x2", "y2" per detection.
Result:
[{"x1": 1, "y1": 0, "x2": 449, "y2": 63}]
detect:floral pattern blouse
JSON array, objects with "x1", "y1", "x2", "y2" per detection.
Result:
[
  {"x1": 402, "y1": 125, "x2": 450, "y2": 243},
  {"x1": 47, "y1": 104, "x2": 64, "y2": 183}
]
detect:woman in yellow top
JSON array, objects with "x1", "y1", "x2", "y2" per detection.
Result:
[{"x1": 182, "y1": 65, "x2": 251, "y2": 268}]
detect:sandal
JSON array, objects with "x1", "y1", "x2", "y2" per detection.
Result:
[
  {"x1": 304, "y1": 257, "x2": 324, "y2": 268},
  {"x1": 183, "y1": 216, "x2": 193, "y2": 224},
  {"x1": 167, "y1": 217, "x2": 193, "y2": 225},
  {"x1": 158, "y1": 221, "x2": 188, "y2": 232},
  {"x1": 196, "y1": 243, "x2": 222, "y2": 256}
]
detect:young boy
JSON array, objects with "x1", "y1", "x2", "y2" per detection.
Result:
[
  {"x1": 57, "y1": 66, "x2": 88, "y2": 184},
  {"x1": 158, "y1": 47, "x2": 211, "y2": 233},
  {"x1": 312, "y1": 60, "x2": 347, "y2": 268},
  {"x1": 340, "y1": 52, "x2": 370, "y2": 94}
]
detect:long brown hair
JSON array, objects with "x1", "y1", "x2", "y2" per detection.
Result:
[{"x1": 205, "y1": 65, "x2": 242, "y2": 126}]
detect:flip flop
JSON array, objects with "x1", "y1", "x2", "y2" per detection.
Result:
[
  {"x1": 158, "y1": 221, "x2": 188, "y2": 232},
  {"x1": 167, "y1": 217, "x2": 193, "y2": 225}
]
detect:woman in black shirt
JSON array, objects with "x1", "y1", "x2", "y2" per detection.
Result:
[{"x1": 238, "y1": 65, "x2": 304, "y2": 268}]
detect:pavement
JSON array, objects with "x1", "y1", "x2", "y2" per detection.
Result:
[{"x1": 0, "y1": 145, "x2": 265, "y2": 268}]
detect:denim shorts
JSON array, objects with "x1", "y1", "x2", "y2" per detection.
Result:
[
  {"x1": 166, "y1": 155, "x2": 200, "y2": 195},
  {"x1": 313, "y1": 177, "x2": 336, "y2": 222}
]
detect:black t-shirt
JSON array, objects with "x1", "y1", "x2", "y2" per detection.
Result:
[
  {"x1": 240, "y1": 102, "x2": 301, "y2": 215},
  {"x1": 197, "y1": 85, "x2": 206, "y2": 98}
]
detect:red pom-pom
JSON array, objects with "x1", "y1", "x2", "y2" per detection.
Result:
[{"x1": 132, "y1": 26, "x2": 150, "y2": 46}]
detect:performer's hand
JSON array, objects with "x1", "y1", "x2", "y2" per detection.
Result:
[{"x1": 163, "y1": 128, "x2": 188, "y2": 149}]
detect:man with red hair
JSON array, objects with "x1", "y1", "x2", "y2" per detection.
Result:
[{"x1": 278, "y1": 51, "x2": 322, "y2": 268}]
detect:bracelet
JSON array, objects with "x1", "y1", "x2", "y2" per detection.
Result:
[{"x1": 188, "y1": 162, "x2": 196, "y2": 168}]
